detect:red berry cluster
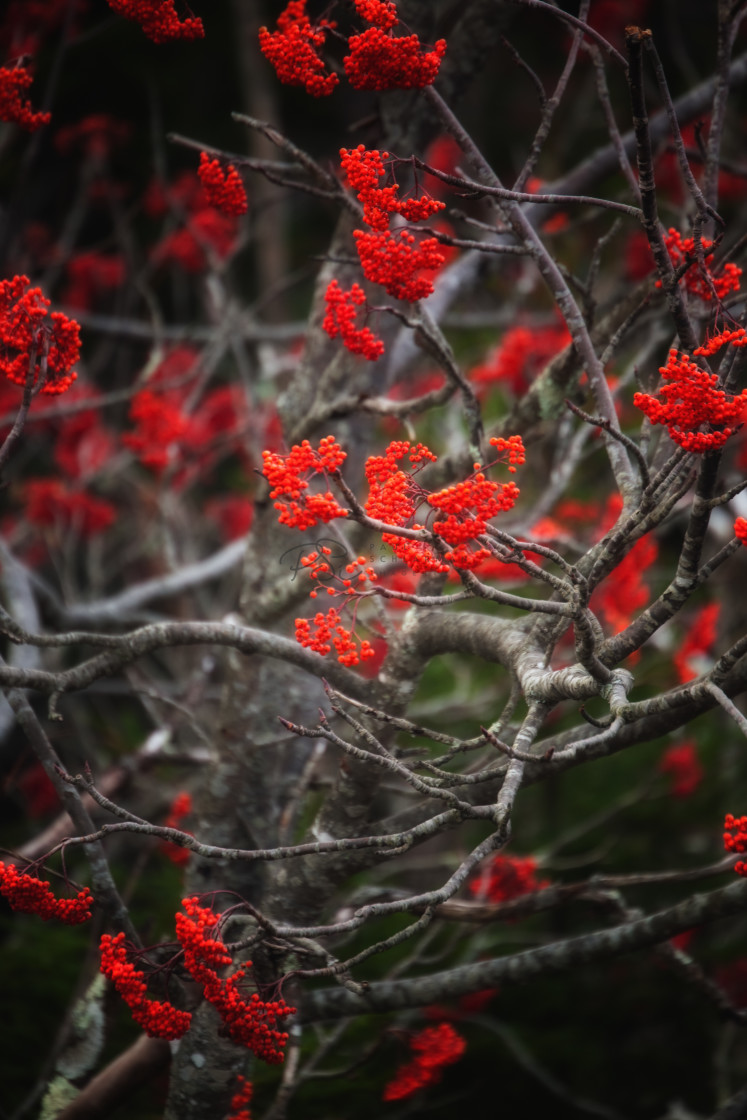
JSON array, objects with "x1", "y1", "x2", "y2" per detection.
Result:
[
  {"x1": 428, "y1": 466, "x2": 520, "y2": 570},
  {"x1": 63, "y1": 250, "x2": 127, "y2": 311},
  {"x1": 488, "y1": 434, "x2": 526, "y2": 472},
  {"x1": 295, "y1": 607, "x2": 375, "y2": 666},
  {"x1": 658, "y1": 742, "x2": 704, "y2": 799},
  {"x1": 337, "y1": 144, "x2": 446, "y2": 307},
  {"x1": 674, "y1": 602, "x2": 719, "y2": 684},
  {"x1": 101, "y1": 898, "x2": 296, "y2": 1059},
  {"x1": 364, "y1": 440, "x2": 450, "y2": 574},
  {"x1": 363, "y1": 438, "x2": 525, "y2": 573},
  {"x1": 354, "y1": 229, "x2": 445, "y2": 302},
  {"x1": 735, "y1": 517, "x2": 747, "y2": 545},
  {"x1": 153, "y1": 207, "x2": 239, "y2": 272},
  {"x1": 694, "y1": 327, "x2": 747, "y2": 358},
  {"x1": 300, "y1": 545, "x2": 337, "y2": 585},
  {"x1": 383, "y1": 1022, "x2": 466, "y2": 1101},
  {"x1": 592, "y1": 532, "x2": 658, "y2": 637},
  {"x1": 175, "y1": 896, "x2": 233, "y2": 979},
  {"x1": 340, "y1": 146, "x2": 444, "y2": 232},
  {"x1": 0, "y1": 861, "x2": 93, "y2": 925},
  {"x1": 25, "y1": 478, "x2": 116, "y2": 536},
  {"x1": 176, "y1": 898, "x2": 296, "y2": 1063},
  {"x1": 340, "y1": 554, "x2": 378, "y2": 591},
  {"x1": 226, "y1": 1075, "x2": 253, "y2": 1120},
  {"x1": 0, "y1": 275, "x2": 80, "y2": 394},
  {"x1": 660, "y1": 228, "x2": 742, "y2": 302},
  {"x1": 262, "y1": 437, "x2": 348, "y2": 530},
  {"x1": 301, "y1": 549, "x2": 378, "y2": 598},
  {"x1": 470, "y1": 322, "x2": 571, "y2": 396},
  {"x1": 280, "y1": 436, "x2": 527, "y2": 659},
  {"x1": 259, "y1": 1, "x2": 446, "y2": 95},
  {"x1": 344, "y1": 27, "x2": 447, "y2": 91},
  {"x1": 123, "y1": 389, "x2": 191, "y2": 472},
  {"x1": 105, "y1": 0, "x2": 204, "y2": 44},
  {"x1": 100, "y1": 931, "x2": 193, "y2": 1040},
  {"x1": 468, "y1": 854, "x2": 548, "y2": 904},
  {"x1": 258, "y1": 1, "x2": 338, "y2": 97},
  {"x1": 353, "y1": 0, "x2": 399, "y2": 29},
  {"x1": 322, "y1": 280, "x2": 384, "y2": 361},
  {"x1": 295, "y1": 552, "x2": 379, "y2": 664},
  {"x1": 724, "y1": 814, "x2": 747, "y2": 876},
  {"x1": 633, "y1": 349, "x2": 747, "y2": 452},
  {"x1": 198, "y1": 153, "x2": 248, "y2": 216},
  {"x1": 159, "y1": 791, "x2": 193, "y2": 867},
  {"x1": 0, "y1": 64, "x2": 50, "y2": 131}
]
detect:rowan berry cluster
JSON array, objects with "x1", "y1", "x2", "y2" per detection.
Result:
[
  {"x1": 327, "y1": 145, "x2": 446, "y2": 352},
  {"x1": 735, "y1": 517, "x2": 747, "y2": 545},
  {"x1": 261, "y1": 437, "x2": 348, "y2": 529},
  {"x1": 146, "y1": 166, "x2": 242, "y2": 270},
  {"x1": 340, "y1": 145, "x2": 446, "y2": 304},
  {"x1": 468, "y1": 854, "x2": 548, "y2": 904},
  {"x1": 383, "y1": 1022, "x2": 466, "y2": 1101},
  {"x1": 344, "y1": 28, "x2": 447, "y2": 91},
  {"x1": 295, "y1": 552, "x2": 379, "y2": 664},
  {"x1": 662, "y1": 228, "x2": 742, "y2": 302},
  {"x1": 341, "y1": 146, "x2": 444, "y2": 232},
  {"x1": 204, "y1": 972, "x2": 294, "y2": 1063},
  {"x1": 694, "y1": 327, "x2": 747, "y2": 358},
  {"x1": 123, "y1": 390, "x2": 190, "y2": 472},
  {"x1": 658, "y1": 742, "x2": 704, "y2": 799},
  {"x1": 354, "y1": 229, "x2": 445, "y2": 303},
  {"x1": 159, "y1": 791, "x2": 193, "y2": 867},
  {"x1": 322, "y1": 280, "x2": 384, "y2": 361},
  {"x1": 488, "y1": 434, "x2": 527, "y2": 472},
  {"x1": 276, "y1": 436, "x2": 527, "y2": 655},
  {"x1": 0, "y1": 64, "x2": 50, "y2": 131},
  {"x1": 364, "y1": 440, "x2": 450, "y2": 574},
  {"x1": 198, "y1": 152, "x2": 248, "y2": 216},
  {"x1": 258, "y1": 1, "x2": 338, "y2": 98},
  {"x1": 341, "y1": 554, "x2": 378, "y2": 587},
  {"x1": 295, "y1": 607, "x2": 375, "y2": 666},
  {"x1": 353, "y1": 0, "x2": 399, "y2": 29},
  {"x1": 592, "y1": 532, "x2": 658, "y2": 636},
  {"x1": 259, "y1": 0, "x2": 446, "y2": 96},
  {"x1": 633, "y1": 349, "x2": 747, "y2": 452},
  {"x1": 176, "y1": 898, "x2": 295, "y2": 1063},
  {"x1": 153, "y1": 207, "x2": 239, "y2": 272},
  {"x1": 0, "y1": 861, "x2": 93, "y2": 925},
  {"x1": 105, "y1": 0, "x2": 204, "y2": 44},
  {"x1": 724, "y1": 814, "x2": 747, "y2": 876},
  {"x1": 101, "y1": 898, "x2": 296, "y2": 1059},
  {"x1": 175, "y1": 896, "x2": 233, "y2": 979},
  {"x1": 227, "y1": 1076, "x2": 253, "y2": 1120},
  {"x1": 99, "y1": 931, "x2": 193, "y2": 1040},
  {"x1": 428, "y1": 470, "x2": 520, "y2": 570},
  {"x1": 470, "y1": 322, "x2": 571, "y2": 396},
  {"x1": 302, "y1": 549, "x2": 378, "y2": 597},
  {"x1": 674, "y1": 602, "x2": 719, "y2": 684},
  {"x1": 25, "y1": 478, "x2": 116, "y2": 536},
  {"x1": 571, "y1": 494, "x2": 658, "y2": 641},
  {"x1": 121, "y1": 357, "x2": 248, "y2": 482},
  {"x1": 0, "y1": 275, "x2": 80, "y2": 394},
  {"x1": 365, "y1": 437, "x2": 524, "y2": 573}
]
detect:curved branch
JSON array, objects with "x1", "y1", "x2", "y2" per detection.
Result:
[{"x1": 300, "y1": 876, "x2": 747, "y2": 1021}]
